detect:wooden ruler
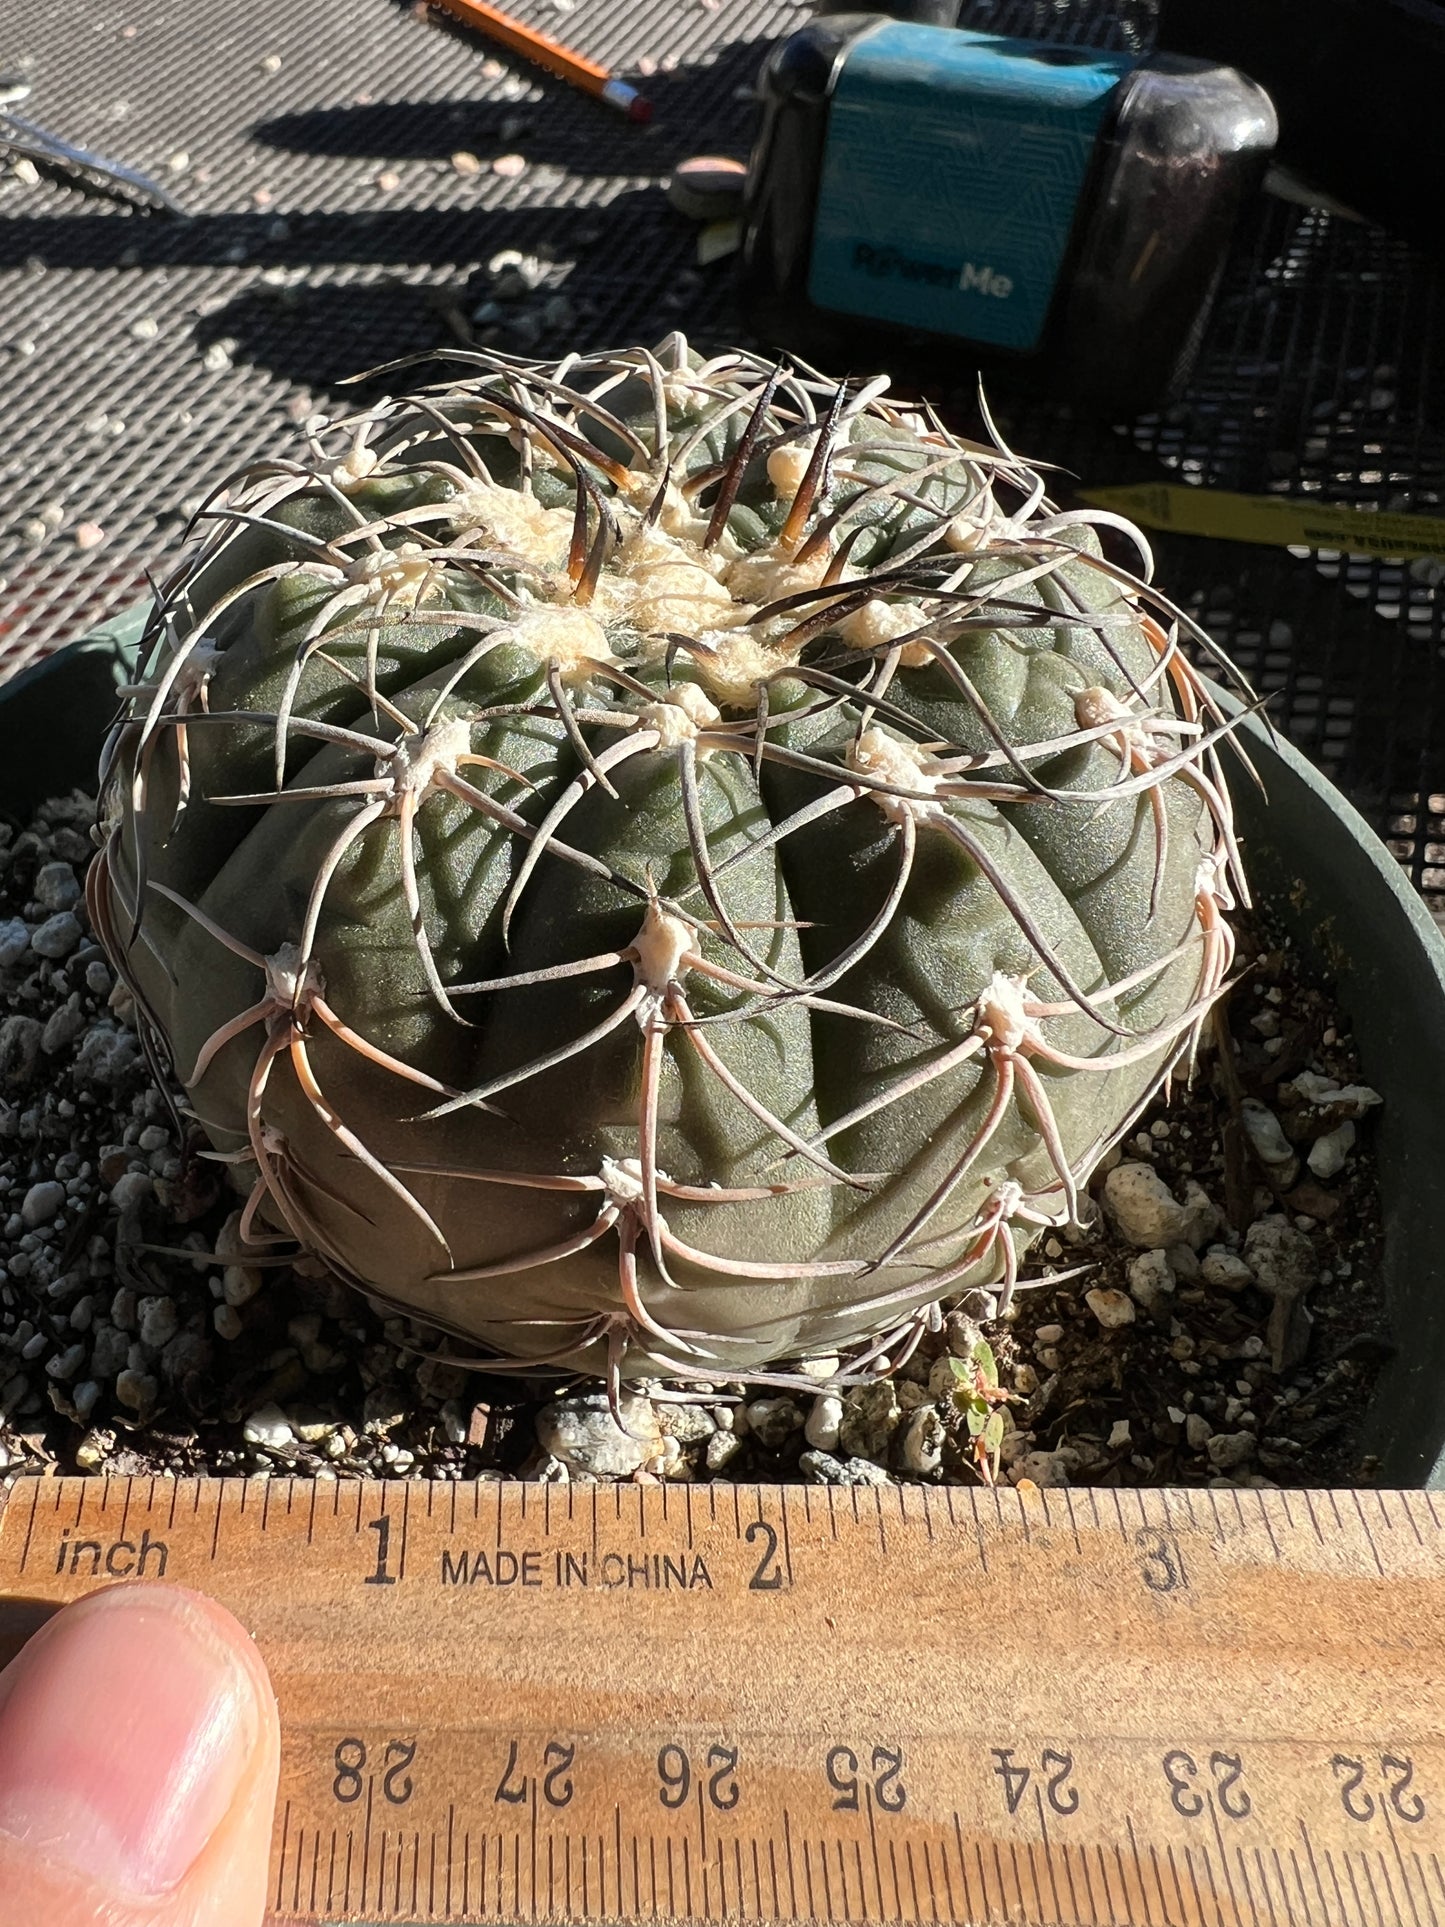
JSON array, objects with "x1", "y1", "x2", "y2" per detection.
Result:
[{"x1": 3, "y1": 1476, "x2": 1445, "y2": 1927}]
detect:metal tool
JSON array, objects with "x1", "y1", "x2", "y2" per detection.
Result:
[
  {"x1": 0, "y1": 75, "x2": 185, "y2": 215},
  {"x1": 4, "y1": 1474, "x2": 1444, "y2": 1927}
]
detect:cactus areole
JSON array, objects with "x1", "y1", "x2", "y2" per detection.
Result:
[{"x1": 95, "y1": 338, "x2": 1249, "y2": 1403}]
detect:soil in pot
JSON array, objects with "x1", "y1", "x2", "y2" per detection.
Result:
[{"x1": 0, "y1": 790, "x2": 1391, "y2": 1494}]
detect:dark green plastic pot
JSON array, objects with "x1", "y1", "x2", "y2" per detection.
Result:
[{"x1": 7, "y1": 607, "x2": 1444, "y2": 1484}]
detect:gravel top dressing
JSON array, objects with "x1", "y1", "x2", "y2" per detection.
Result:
[{"x1": 0, "y1": 790, "x2": 1389, "y2": 1494}]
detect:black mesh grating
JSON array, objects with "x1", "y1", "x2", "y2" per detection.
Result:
[{"x1": 4, "y1": 0, "x2": 1445, "y2": 907}]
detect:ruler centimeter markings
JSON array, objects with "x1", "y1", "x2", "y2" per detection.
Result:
[{"x1": 3, "y1": 1479, "x2": 1445, "y2": 1927}]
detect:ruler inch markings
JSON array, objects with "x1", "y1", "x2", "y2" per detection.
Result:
[
  {"x1": 3, "y1": 1478, "x2": 1443, "y2": 1926},
  {"x1": 1232, "y1": 1842, "x2": 1263, "y2": 1927}
]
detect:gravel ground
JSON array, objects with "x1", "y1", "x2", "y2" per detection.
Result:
[{"x1": 0, "y1": 792, "x2": 1390, "y2": 1494}]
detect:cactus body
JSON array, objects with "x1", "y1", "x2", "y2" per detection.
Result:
[{"x1": 95, "y1": 340, "x2": 1246, "y2": 1395}]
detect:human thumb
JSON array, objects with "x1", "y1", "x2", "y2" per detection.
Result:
[{"x1": 0, "y1": 1582, "x2": 280, "y2": 1926}]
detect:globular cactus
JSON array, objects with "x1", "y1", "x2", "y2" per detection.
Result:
[{"x1": 93, "y1": 337, "x2": 1249, "y2": 1405}]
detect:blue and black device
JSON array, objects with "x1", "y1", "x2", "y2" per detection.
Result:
[{"x1": 740, "y1": 13, "x2": 1277, "y2": 413}]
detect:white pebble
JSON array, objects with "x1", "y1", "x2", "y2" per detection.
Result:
[
  {"x1": 47, "y1": 1342, "x2": 86, "y2": 1381},
  {"x1": 0, "y1": 918, "x2": 30, "y2": 966},
  {"x1": 804, "y1": 1392, "x2": 843, "y2": 1452},
  {"x1": 1206, "y1": 1431, "x2": 1256, "y2": 1471},
  {"x1": 1107, "y1": 1419, "x2": 1132, "y2": 1449},
  {"x1": 1328, "y1": 1084, "x2": 1381, "y2": 1117},
  {"x1": 1201, "y1": 1246, "x2": 1253, "y2": 1293},
  {"x1": 29, "y1": 912, "x2": 82, "y2": 959},
  {"x1": 74, "y1": 1428, "x2": 111, "y2": 1470},
  {"x1": 706, "y1": 1430, "x2": 746, "y2": 1472},
  {"x1": 213, "y1": 1304, "x2": 244, "y2": 1340},
  {"x1": 1104, "y1": 1162, "x2": 1216, "y2": 1249},
  {"x1": 115, "y1": 1367, "x2": 157, "y2": 1411},
  {"x1": 1244, "y1": 1217, "x2": 1319, "y2": 1300},
  {"x1": 33, "y1": 862, "x2": 79, "y2": 911},
  {"x1": 1307, "y1": 1119, "x2": 1355, "y2": 1180},
  {"x1": 137, "y1": 1295, "x2": 179, "y2": 1348},
  {"x1": 1012, "y1": 1447, "x2": 1079, "y2": 1487},
  {"x1": 1240, "y1": 1099, "x2": 1298, "y2": 1180},
  {"x1": 20, "y1": 1180, "x2": 65, "y2": 1228},
  {"x1": 794, "y1": 1354, "x2": 841, "y2": 1380},
  {"x1": 745, "y1": 1396, "x2": 805, "y2": 1450},
  {"x1": 1185, "y1": 1413, "x2": 1214, "y2": 1448},
  {"x1": 109, "y1": 1171, "x2": 152, "y2": 1211},
  {"x1": 243, "y1": 1402, "x2": 296, "y2": 1448},
  {"x1": 1126, "y1": 1248, "x2": 1176, "y2": 1312},
  {"x1": 1085, "y1": 1288, "x2": 1136, "y2": 1329},
  {"x1": 901, "y1": 1404, "x2": 944, "y2": 1474},
  {"x1": 536, "y1": 1393, "x2": 661, "y2": 1477},
  {"x1": 223, "y1": 1264, "x2": 263, "y2": 1306}
]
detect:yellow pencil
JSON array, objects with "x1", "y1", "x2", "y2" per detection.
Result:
[{"x1": 428, "y1": 0, "x2": 653, "y2": 121}]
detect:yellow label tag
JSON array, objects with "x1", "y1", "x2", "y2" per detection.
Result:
[{"x1": 1079, "y1": 483, "x2": 1445, "y2": 561}]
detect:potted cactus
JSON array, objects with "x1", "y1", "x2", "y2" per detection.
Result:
[
  {"x1": 84, "y1": 339, "x2": 1250, "y2": 1399},
  {"x1": 9, "y1": 338, "x2": 1444, "y2": 1476}
]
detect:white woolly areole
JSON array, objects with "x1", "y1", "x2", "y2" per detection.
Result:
[
  {"x1": 616, "y1": 472, "x2": 741, "y2": 557},
  {"x1": 346, "y1": 543, "x2": 443, "y2": 609},
  {"x1": 974, "y1": 972, "x2": 1032, "y2": 1052},
  {"x1": 616, "y1": 521, "x2": 727, "y2": 583},
  {"x1": 944, "y1": 499, "x2": 1001, "y2": 551},
  {"x1": 599, "y1": 1154, "x2": 647, "y2": 1206},
  {"x1": 661, "y1": 373, "x2": 707, "y2": 416},
  {"x1": 604, "y1": 518, "x2": 837, "y2": 675},
  {"x1": 694, "y1": 631, "x2": 790, "y2": 708},
  {"x1": 625, "y1": 559, "x2": 747, "y2": 639},
  {"x1": 386, "y1": 714, "x2": 473, "y2": 795},
  {"x1": 509, "y1": 605, "x2": 614, "y2": 683},
  {"x1": 847, "y1": 727, "x2": 946, "y2": 824},
  {"x1": 172, "y1": 637, "x2": 224, "y2": 697},
  {"x1": 447, "y1": 481, "x2": 573, "y2": 568},
  {"x1": 724, "y1": 547, "x2": 829, "y2": 609},
  {"x1": 837, "y1": 597, "x2": 933, "y2": 666},
  {"x1": 630, "y1": 901, "x2": 695, "y2": 991},
  {"x1": 766, "y1": 435, "x2": 817, "y2": 499},
  {"x1": 330, "y1": 443, "x2": 380, "y2": 489},
  {"x1": 640, "y1": 682, "x2": 722, "y2": 749},
  {"x1": 263, "y1": 940, "x2": 321, "y2": 1013},
  {"x1": 1074, "y1": 684, "x2": 1135, "y2": 731}
]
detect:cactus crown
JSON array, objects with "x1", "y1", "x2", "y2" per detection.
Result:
[{"x1": 96, "y1": 336, "x2": 1251, "y2": 1414}]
